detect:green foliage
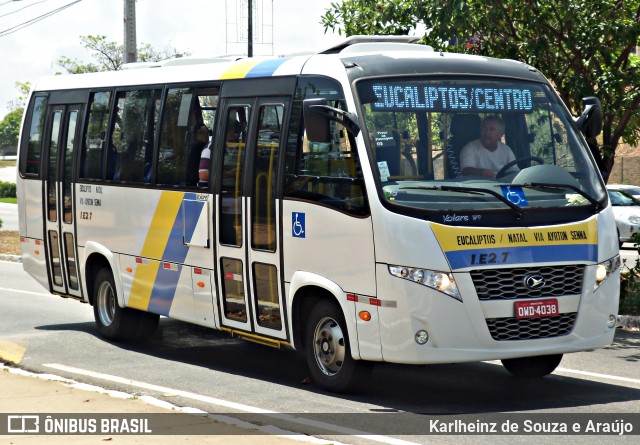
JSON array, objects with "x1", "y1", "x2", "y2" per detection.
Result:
[
  {"x1": 322, "y1": 0, "x2": 640, "y2": 176},
  {"x1": 56, "y1": 35, "x2": 187, "y2": 73},
  {"x1": 620, "y1": 232, "x2": 640, "y2": 315},
  {"x1": 0, "y1": 109, "x2": 23, "y2": 148},
  {"x1": 0, "y1": 82, "x2": 30, "y2": 149},
  {"x1": 6, "y1": 81, "x2": 31, "y2": 111},
  {"x1": 0, "y1": 181, "x2": 16, "y2": 199}
]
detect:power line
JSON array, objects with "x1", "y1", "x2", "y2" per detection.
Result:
[
  {"x1": 0, "y1": 1, "x2": 49, "y2": 19},
  {"x1": 0, "y1": 0, "x2": 82, "y2": 37}
]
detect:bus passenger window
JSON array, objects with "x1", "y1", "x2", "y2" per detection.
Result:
[
  {"x1": 20, "y1": 95, "x2": 48, "y2": 177},
  {"x1": 80, "y1": 91, "x2": 111, "y2": 180},
  {"x1": 157, "y1": 87, "x2": 218, "y2": 188},
  {"x1": 252, "y1": 104, "x2": 283, "y2": 252},
  {"x1": 284, "y1": 77, "x2": 368, "y2": 216},
  {"x1": 219, "y1": 106, "x2": 250, "y2": 246},
  {"x1": 107, "y1": 89, "x2": 161, "y2": 183}
]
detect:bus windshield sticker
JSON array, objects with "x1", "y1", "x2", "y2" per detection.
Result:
[
  {"x1": 500, "y1": 186, "x2": 528, "y2": 207},
  {"x1": 378, "y1": 161, "x2": 390, "y2": 182}
]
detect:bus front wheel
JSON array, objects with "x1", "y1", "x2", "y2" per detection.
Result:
[
  {"x1": 304, "y1": 300, "x2": 371, "y2": 392},
  {"x1": 92, "y1": 268, "x2": 158, "y2": 341},
  {"x1": 501, "y1": 354, "x2": 563, "y2": 378}
]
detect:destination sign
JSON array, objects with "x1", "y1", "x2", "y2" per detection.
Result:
[
  {"x1": 370, "y1": 84, "x2": 534, "y2": 112},
  {"x1": 430, "y1": 219, "x2": 598, "y2": 270}
]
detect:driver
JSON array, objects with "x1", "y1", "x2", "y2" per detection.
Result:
[{"x1": 459, "y1": 115, "x2": 519, "y2": 178}]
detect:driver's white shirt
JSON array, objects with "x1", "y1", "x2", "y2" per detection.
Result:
[{"x1": 459, "y1": 139, "x2": 518, "y2": 174}]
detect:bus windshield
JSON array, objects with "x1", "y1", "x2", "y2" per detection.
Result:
[{"x1": 356, "y1": 77, "x2": 606, "y2": 213}]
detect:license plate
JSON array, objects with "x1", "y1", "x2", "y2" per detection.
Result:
[{"x1": 514, "y1": 299, "x2": 559, "y2": 319}]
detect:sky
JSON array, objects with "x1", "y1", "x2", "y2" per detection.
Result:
[{"x1": 0, "y1": 0, "x2": 345, "y2": 120}]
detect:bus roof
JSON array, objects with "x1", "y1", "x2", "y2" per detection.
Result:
[{"x1": 31, "y1": 36, "x2": 546, "y2": 94}]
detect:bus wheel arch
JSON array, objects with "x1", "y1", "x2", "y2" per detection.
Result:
[
  {"x1": 84, "y1": 253, "x2": 112, "y2": 306},
  {"x1": 291, "y1": 286, "x2": 333, "y2": 351}
]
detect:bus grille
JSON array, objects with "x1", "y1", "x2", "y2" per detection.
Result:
[
  {"x1": 470, "y1": 265, "x2": 584, "y2": 301},
  {"x1": 486, "y1": 313, "x2": 577, "y2": 341}
]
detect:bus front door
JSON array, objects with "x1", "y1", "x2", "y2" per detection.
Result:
[
  {"x1": 43, "y1": 105, "x2": 82, "y2": 298},
  {"x1": 216, "y1": 98, "x2": 288, "y2": 341}
]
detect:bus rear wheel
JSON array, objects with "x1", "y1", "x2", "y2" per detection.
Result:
[
  {"x1": 92, "y1": 268, "x2": 158, "y2": 341},
  {"x1": 304, "y1": 300, "x2": 371, "y2": 393},
  {"x1": 501, "y1": 354, "x2": 563, "y2": 378}
]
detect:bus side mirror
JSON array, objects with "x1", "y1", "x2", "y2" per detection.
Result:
[
  {"x1": 303, "y1": 98, "x2": 331, "y2": 143},
  {"x1": 574, "y1": 96, "x2": 602, "y2": 138},
  {"x1": 303, "y1": 98, "x2": 360, "y2": 143}
]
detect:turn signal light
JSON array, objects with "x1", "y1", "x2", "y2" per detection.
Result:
[{"x1": 358, "y1": 311, "x2": 371, "y2": 321}]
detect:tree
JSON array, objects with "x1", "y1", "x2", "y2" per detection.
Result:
[
  {"x1": 0, "y1": 82, "x2": 31, "y2": 150},
  {"x1": 56, "y1": 35, "x2": 186, "y2": 73},
  {"x1": 0, "y1": 109, "x2": 23, "y2": 149},
  {"x1": 322, "y1": 0, "x2": 640, "y2": 176}
]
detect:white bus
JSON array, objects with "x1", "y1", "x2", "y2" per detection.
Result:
[{"x1": 17, "y1": 36, "x2": 620, "y2": 392}]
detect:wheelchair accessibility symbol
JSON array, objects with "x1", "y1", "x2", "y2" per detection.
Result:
[
  {"x1": 292, "y1": 212, "x2": 305, "y2": 238},
  {"x1": 500, "y1": 186, "x2": 528, "y2": 207}
]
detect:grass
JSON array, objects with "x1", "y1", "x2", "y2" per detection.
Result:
[
  {"x1": 0, "y1": 160, "x2": 16, "y2": 168},
  {"x1": 0, "y1": 198, "x2": 17, "y2": 204}
]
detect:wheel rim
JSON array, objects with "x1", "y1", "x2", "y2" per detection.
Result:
[
  {"x1": 96, "y1": 280, "x2": 116, "y2": 327},
  {"x1": 312, "y1": 316, "x2": 346, "y2": 376}
]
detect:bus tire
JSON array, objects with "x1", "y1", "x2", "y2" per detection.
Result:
[
  {"x1": 304, "y1": 300, "x2": 371, "y2": 393},
  {"x1": 92, "y1": 267, "x2": 139, "y2": 341},
  {"x1": 501, "y1": 354, "x2": 563, "y2": 378}
]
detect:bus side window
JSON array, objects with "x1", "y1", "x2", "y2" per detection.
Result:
[
  {"x1": 107, "y1": 89, "x2": 161, "y2": 184},
  {"x1": 157, "y1": 86, "x2": 218, "y2": 188},
  {"x1": 80, "y1": 91, "x2": 111, "y2": 180},
  {"x1": 20, "y1": 95, "x2": 48, "y2": 177},
  {"x1": 284, "y1": 77, "x2": 368, "y2": 216}
]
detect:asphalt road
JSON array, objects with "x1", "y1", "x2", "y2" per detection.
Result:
[{"x1": 0, "y1": 261, "x2": 639, "y2": 445}]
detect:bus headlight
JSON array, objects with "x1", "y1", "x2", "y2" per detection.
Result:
[
  {"x1": 595, "y1": 255, "x2": 620, "y2": 289},
  {"x1": 389, "y1": 265, "x2": 461, "y2": 301}
]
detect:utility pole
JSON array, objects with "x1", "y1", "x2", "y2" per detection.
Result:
[
  {"x1": 124, "y1": 0, "x2": 137, "y2": 63},
  {"x1": 247, "y1": 0, "x2": 253, "y2": 57}
]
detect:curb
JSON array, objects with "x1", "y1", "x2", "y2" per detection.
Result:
[{"x1": 0, "y1": 254, "x2": 21, "y2": 262}]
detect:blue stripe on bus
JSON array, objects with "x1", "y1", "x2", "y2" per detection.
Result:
[
  {"x1": 147, "y1": 264, "x2": 183, "y2": 315},
  {"x1": 245, "y1": 58, "x2": 289, "y2": 78},
  {"x1": 147, "y1": 194, "x2": 206, "y2": 314},
  {"x1": 445, "y1": 244, "x2": 598, "y2": 270}
]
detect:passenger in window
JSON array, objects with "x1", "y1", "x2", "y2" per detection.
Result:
[
  {"x1": 460, "y1": 116, "x2": 518, "y2": 178},
  {"x1": 195, "y1": 125, "x2": 211, "y2": 187}
]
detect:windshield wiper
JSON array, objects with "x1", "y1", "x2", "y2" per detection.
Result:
[
  {"x1": 402, "y1": 185, "x2": 526, "y2": 219},
  {"x1": 511, "y1": 182, "x2": 602, "y2": 211}
]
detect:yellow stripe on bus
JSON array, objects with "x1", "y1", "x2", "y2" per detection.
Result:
[
  {"x1": 128, "y1": 192, "x2": 184, "y2": 311},
  {"x1": 431, "y1": 218, "x2": 597, "y2": 252},
  {"x1": 220, "y1": 60, "x2": 261, "y2": 79}
]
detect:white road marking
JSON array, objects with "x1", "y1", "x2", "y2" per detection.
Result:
[
  {"x1": 556, "y1": 367, "x2": 640, "y2": 385},
  {"x1": 44, "y1": 363, "x2": 421, "y2": 445},
  {"x1": 0, "y1": 286, "x2": 53, "y2": 297},
  {"x1": 485, "y1": 360, "x2": 640, "y2": 386}
]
